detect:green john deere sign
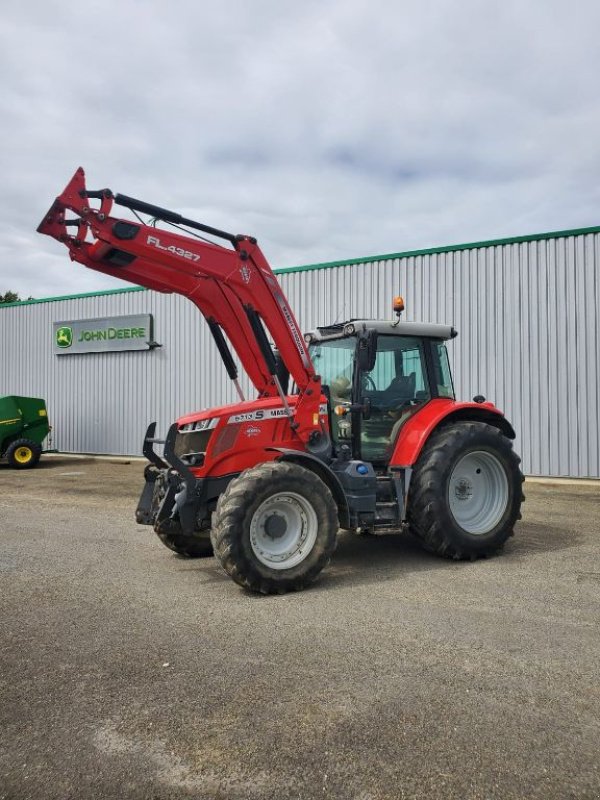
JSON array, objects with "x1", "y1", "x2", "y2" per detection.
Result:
[
  {"x1": 53, "y1": 314, "x2": 153, "y2": 355},
  {"x1": 55, "y1": 326, "x2": 73, "y2": 348}
]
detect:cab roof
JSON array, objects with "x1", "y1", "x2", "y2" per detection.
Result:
[{"x1": 305, "y1": 319, "x2": 457, "y2": 343}]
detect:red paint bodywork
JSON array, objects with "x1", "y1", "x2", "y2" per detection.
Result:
[
  {"x1": 179, "y1": 395, "x2": 507, "y2": 479},
  {"x1": 177, "y1": 394, "x2": 327, "y2": 478},
  {"x1": 390, "y1": 398, "x2": 507, "y2": 466}
]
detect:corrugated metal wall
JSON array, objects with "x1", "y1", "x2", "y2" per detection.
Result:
[{"x1": 1, "y1": 230, "x2": 599, "y2": 477}]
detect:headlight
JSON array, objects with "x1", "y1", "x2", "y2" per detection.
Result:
[
  {"x1": 180, "y1": 418, "x2": 219, "y2": 433},
  {"x1": 196, "y1": 418, "x2": 218, "y2": 431}
]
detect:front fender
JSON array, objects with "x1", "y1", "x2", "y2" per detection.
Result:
[
  {"x1": 390, "y1": 398, "x2": 515, "y2": 467},
  {"x1": 268, "y1": 448, "x2": 351, "y2": 530}
]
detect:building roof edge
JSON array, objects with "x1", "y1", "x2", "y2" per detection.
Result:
[{"x1": 2, "y1": 224, "x2": 599, "y2": 308}]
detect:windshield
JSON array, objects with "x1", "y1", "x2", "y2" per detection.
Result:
[
  {"x1": 309, "y1": 339, "x2": 356, "y2": 448},
  {"x1": 309, "y1": 339, "x2": 356, "y2": 403}
]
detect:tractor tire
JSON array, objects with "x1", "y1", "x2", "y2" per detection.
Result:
[
  {"x1": 156, "y1": 527, "x2": 213, "y2": 559},
  {"x1": 210, "y1": 461, "x2": 338, "y2": 594},
  {"x1": 151, "y1": 470, "x2": 213, "y2": 558},
  {"x1": 408, "y1": 421, "x2": 524, "y2": 560},
  {"x1": 6, "y1": 438, "x2": 42, "y2": 469}
]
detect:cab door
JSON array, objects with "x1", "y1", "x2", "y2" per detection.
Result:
[
  {"x1": 359, "y1": 335, "x2": 431, "y2": 463},
  {"x1": 308, "y1": 337, "x2": 357, "y2": 451}
]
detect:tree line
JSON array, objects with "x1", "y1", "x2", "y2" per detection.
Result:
[{"x1": 0, "y1": 291, "x2": 33, "y2": 303}]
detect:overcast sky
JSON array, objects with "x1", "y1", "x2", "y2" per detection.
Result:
[{"x1": 1, "y1": 0, "x2": 599, "y2": 300}]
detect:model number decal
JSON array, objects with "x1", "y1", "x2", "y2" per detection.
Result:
[
  {"x1": 228, "y1": 404, "x2": 327, "y2": 424},
  {"x1": 228, "y1": 408, "x2": 289, "y2": 423},
  {"x1": 147, "y1": 235, "x2": 200, "y2": 262}
]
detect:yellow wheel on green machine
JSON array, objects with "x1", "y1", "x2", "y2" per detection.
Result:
[
  {"x1": 6, "y1": 438, "x2": 42, "y2": 469},
  {"x1": 14, "y1": 446, "x2": 33, "y2": 465}
]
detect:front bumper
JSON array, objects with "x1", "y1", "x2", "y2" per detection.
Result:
[{"x1": 135, "y1": 422, "x2": 234, "y2": 535}]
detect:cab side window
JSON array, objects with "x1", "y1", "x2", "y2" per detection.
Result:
[
  {"x1": 361, "y1": 336, "x2": 430, "y2": 462},
  {"x1": 364, "y1": 336, "x2": 430, "y2": 405}
]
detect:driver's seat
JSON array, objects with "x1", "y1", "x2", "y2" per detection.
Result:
[
  {"x1": 361, "y1": 372, "x2": 417, "y2": 462},
  {"x1": 381, "y1": 372, "x2": 416, "y2": 405}
]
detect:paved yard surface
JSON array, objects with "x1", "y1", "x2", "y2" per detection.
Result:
[{"x1": 1, "y1": 457, "x2": 599, "y2": 800}]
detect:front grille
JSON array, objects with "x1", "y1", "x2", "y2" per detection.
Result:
[
  {"x1": 174, "y1": 429, "x2": 213, "y2": 458},
  {"x1": 211, "y1": 423, "x2": 240, "y2": 456}
]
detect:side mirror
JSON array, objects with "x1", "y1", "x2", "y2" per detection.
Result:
[{"x1": 357, "y1": 330, "x2": 377, "y2": 372}]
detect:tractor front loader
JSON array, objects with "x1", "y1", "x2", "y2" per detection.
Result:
[{"x1": 37, "y1": 168, "x2": 524, "y2": 594}]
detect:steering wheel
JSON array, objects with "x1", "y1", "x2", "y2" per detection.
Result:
[
  {"x1": 389, "y1": 398, "x2": 415, "y2": 414},
  {"x1": 373, "y1": 397, "x2": 415, "y2": 414}
]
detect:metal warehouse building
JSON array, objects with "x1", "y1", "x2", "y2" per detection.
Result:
[{"x1": 2, "y1": 225, "x2": 599, "y2": 478}]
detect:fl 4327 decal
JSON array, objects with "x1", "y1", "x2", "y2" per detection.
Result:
[{"x1": 147, "y1": 235, "x2": 200, "y2": 263}]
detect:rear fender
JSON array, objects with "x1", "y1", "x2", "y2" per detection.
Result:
[{"x1": 390, "y1": 399, "x2": 515, "y2": 467}]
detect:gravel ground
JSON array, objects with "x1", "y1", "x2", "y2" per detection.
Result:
[{"x1": 0, "y1": 456, "x2": 599, "y2": 800}]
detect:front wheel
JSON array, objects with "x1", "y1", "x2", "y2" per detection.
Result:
[
  {"x1": 408, "y1": 422, "x2": 524, "y2": 559},
  {"x1": 6, "y1": 439, "x2": 42, "y2": 469},
  {"x1": 210, "y1": 461, "x2": 338, "y2": 594},
  {"x1": 151, "y1": 470, "x2": 213, "y2": 558},
  {"x1": 156, "y1": 528, "x2": 213, "y2": 558}
]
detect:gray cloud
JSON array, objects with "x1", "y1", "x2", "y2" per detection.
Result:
[{"x1": 1, "y1": 0, "x2": 599, "y2": 299}]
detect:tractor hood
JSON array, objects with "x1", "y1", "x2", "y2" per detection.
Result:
[{"x1": 176, "y1": 394, "x2": 305, "y2": 430}]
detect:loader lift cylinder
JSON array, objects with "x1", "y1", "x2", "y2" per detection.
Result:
[
  {"x1": 87, "y1": 190, "x2": 240, "y2": 246},
  {"x1": 207, "y1": 319, "x2": 245, "y2": 401}
]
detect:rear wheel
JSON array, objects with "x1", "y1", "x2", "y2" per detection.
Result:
[
  {"x1": 211, "y1": 461, "x2": 338, "y2": 594},
  {"x1": 6, "y1": 439, "x2": 42, "y2": 469},
  {"x1": 408, "y1": 422, "x2": 524, "y2": 559}
]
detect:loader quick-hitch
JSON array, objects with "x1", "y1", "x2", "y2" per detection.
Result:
[{"x1": 38, "y1": 167, "x2": 524, "y2": 595}]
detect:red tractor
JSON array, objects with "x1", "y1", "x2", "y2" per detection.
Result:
[{"x1": 38, "y1": 168, "x2": 524, "y2": 594}]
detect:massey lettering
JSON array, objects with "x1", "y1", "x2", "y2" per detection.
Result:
[
  {"x1": 228, "y1": 404, "x2": 328, "y2": 424},
  {"x1": 78, "y1": 327, "x2": 146, "y2": 342}
]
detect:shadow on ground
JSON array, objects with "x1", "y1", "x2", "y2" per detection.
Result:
[{"x1": 169, "y1": 516, "x2": 580, "y2": 595}]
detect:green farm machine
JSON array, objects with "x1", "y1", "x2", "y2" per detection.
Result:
[{"x1": 0, "y1": 396, "x2": 50, "y2": 469}]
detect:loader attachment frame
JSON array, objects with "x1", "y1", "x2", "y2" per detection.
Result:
[{"x1": 38, "y1": 168, "x2": 323, "y2": 446}]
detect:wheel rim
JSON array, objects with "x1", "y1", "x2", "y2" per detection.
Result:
[
  {"x1": 448, "y1": 450, "x2": 509, "y2": 534},
  {"x1": 14, "y1": 447, "x2": 33, "y2": 464},
  {"x1": 249, "y1": 491, "x2": 318, "y2": 570}
]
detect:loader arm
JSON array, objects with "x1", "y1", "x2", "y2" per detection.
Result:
[{"x1": 37, "y1": 168, "x2": 322, "y2": 444}]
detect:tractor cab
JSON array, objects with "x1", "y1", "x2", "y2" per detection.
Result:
[{"x1": 306, "y1": 319, "x2": 457, "y2": 465}]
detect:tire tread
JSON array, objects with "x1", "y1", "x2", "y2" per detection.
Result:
[
  {"x1": 408, "y1": 422, "x2": 524, "y2": 560},
  {"x1": 210, "y1": 461, "x2": 338, "y2": 594}
]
